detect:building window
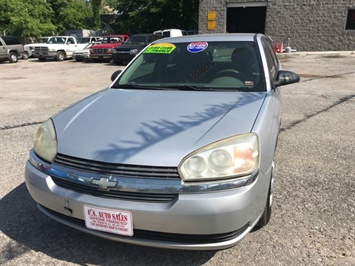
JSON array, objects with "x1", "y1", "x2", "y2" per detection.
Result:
[{"x1": 345, "y1": 9, "x2": 355, "y2": 30}]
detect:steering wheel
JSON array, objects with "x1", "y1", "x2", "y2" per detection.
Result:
[{"x1": 213, "y1": 69, "x2": 247, "y2": 82}]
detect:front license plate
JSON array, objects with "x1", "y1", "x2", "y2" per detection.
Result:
[{"x1": 84, "y1": 205, "x2": 133, "y2": 236}]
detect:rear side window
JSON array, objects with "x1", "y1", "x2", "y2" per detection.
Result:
[{"x1": 2, "y1": 36, "x2": 21, "y2": 45}]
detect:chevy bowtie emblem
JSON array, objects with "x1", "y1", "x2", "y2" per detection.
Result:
[{"x1": 91, "y1": 176, "x2": 117, "y2": 190}]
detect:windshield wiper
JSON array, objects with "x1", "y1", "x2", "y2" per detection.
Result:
[
  {"x1": 162, "y1": 84, "x2": 204, "y2": 91},
  {"x1": 116, "y1": 84, "x2": 162, "y2": 90}
]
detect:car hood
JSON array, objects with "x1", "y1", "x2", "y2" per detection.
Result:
[
  {"x1": 25, "y1": 42, "x2": 45, "y2": 48},
  {"x1": 115, "y1": 44, "x2": 147, "y2": 50},
  {"x1": 91, "y1": 43, "x2": 122, "y2": 49},
  {"x1": 73, "y1": 49, "x2": 90, "y2": 54},
  {"x1": 53, "y1": 89, "x2": 266, "y2": 166},
  {"x1": 32, "y1": 43, "x2": 49, "y2": 47}
]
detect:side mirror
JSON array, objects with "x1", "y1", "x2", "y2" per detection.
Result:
[
  {"x1": 274, "y1": 70, "x2": 300, "y2": 87},
  {"x1": 111, "y1": 70, "x2": 122, "y2": 81}
]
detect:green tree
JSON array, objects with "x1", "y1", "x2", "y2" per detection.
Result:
[
  {"x1": 109, "y1": 0, "x2": 199, "y2": 34},
  {"x1": 47, "y1": 0, "x2": 93, "y2": 33},
  {"x1": 91, "y1": 0, "x2": 102, "y2": 29},
  {"x1": 0, "y1": 0, "x2": 56, "y2": 38}
]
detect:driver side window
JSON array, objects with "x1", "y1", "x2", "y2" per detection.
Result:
[{"x1": 262, "y1": 39, "x2": 279, "y2": 80}]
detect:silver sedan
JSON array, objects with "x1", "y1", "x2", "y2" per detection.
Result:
[{"x1": 25, "y1": 33, "x2": 300, "y2": 250}]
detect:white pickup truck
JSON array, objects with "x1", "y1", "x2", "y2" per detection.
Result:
[{"x1": 33, "y1": 36, "x2": 86, "y2": 61}]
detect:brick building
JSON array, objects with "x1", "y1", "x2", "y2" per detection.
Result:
[{"x1": 198, "y1": 0, "x2": 355, "y2": 51}]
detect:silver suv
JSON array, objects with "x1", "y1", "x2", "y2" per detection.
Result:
[{"x1": 0, "y1": 36, "x2": 24, "y2": 63}]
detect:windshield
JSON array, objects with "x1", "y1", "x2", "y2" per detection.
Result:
[
  {"x1": 83, "y1": 43, "x2": 95, "y2": 49},
  {"x1": 102, "y1": 37, "x2": 122, "y2": 43},
  {"x1": 112, "y1": 41, "x2": 266, "y2": 92},
  {"x1": 78, "y1": 37, "x2": 90, "y2": 43},
  {"x1": 125, "y1": 36, "x2": 148, "y2": 45},
  {"x1": 47, "y1": 37, "x2": 65, "y2": 44}
]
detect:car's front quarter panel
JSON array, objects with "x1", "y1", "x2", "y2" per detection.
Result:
[{"x1": 253, "y1": 89, "x2": 281, "y2": 175}]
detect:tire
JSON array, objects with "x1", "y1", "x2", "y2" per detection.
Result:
[
  {"x1": 8, "y1": 52, "x2": 18, "y2": 63},
  {"x1": 22, "y1": 52, "x2": 29, "y2": 60},
  {"x1": 55, "y1": 51, "x2": 65, "y2": 61},
  {"x1": 38, "y1": 58, "x2": 46, "y2": 62},
  {"x1": 255, "y1": 165, "x2": 274, "y2": 229},
  {"x1": 75, "y1": 59, "x2": 83, "y2": 62}
]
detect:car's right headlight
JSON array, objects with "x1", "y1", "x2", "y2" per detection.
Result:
[{"x1": 33, "y1": 119, "x2": 57, "y2": 163}]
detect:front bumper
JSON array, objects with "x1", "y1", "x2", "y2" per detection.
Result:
[
  {"x1": 112, "y1": 52, "x2": 135, "y2": 62},
  {"x1": 25, "y1": 151, "x2": 270, "y2": 250},
  {"x1": 90, "y1": 54, "x2": 113, "y2": 60},
  {"x1": 73, "y1": 54, "x2": 90, "y2": 60},
  {"x1": 33, "y1": 51, "x2": 57, "y2": 59}
]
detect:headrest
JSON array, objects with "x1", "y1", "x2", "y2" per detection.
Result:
[{"x1": 231, "y1": 47, "x2": 250, "y2": 64}]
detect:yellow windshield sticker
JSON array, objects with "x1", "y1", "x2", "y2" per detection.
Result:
[{"x1": 144, "y1": 43, "x2": 176, "y2": 54}]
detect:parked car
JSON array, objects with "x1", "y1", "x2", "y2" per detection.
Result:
[
  {"x1": 72, "y1": 42, "x2": 101, "y2": 62},
  {"x1": 25, "y1": 33, "x2": 300, "y2": 250},
  {"x1": 24, "y1": 37, "x2": 50, "y2": 58},
  {"x1": 89, "y1": 35, "x2": 129, "y2": 62},
  {"x1": 112, "y1": 34, "x2": 163, "y2": 65},
  {"x1": 33, "y1": 36, "x2": 85, "y2": 61},
  {"x1": 0, "y1": 35, "x2": 24, "y2": 63},
  {"x1": 153, "y1": 29, "x2": 185, "y2": 37}
]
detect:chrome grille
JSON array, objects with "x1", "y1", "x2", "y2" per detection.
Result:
[
  {"x1": 54, "y1": 153, "x2": 180, "y2": 179},
  {"x1": 34, "y1": 47, "x2": 48, "y2": 52},
  {"x1": 51, "y1": 176, "x2": 178, "y2": 202},
  {"x1": 93, "y1": 48, "x2": 106, "y2": 54}
]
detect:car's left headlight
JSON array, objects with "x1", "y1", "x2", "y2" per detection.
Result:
[
  {"x1": 178, "y1": 133, "x2": 259, "y2": 182},
  {"x1": 130, "y1": 49, "x2": 138, "y2": 54},
  {"x1": 33, "y1": 119, "x2": 57, "y2": 163}
]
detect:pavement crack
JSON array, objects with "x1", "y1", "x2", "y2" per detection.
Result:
[
  {"x1": 300, "y1": 71, "x2": 355, "y2": 83},
  {"x1": 280, "y1": 94, "x2": 355, "y2": 132},
  {"x1": 0, "y1": 121, "x2": 44, "y2": 131}
]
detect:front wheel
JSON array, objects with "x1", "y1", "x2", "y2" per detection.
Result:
[
  {"x1": 22, "y1": 52, "x2": 29, "y2": 60},
  {"x1": 255, "y1": 165, "x2": 274, "y2": 229},
  {"x1": 55, "y1": 51, "x2": 65, "y2": 61},
  {"x1": 9, "y1": 52, "x2": 18, "y2": 63}
]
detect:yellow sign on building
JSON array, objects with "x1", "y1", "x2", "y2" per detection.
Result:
[
  {"x1": 208, "y1": 11, "x2": 216, "y2": 21},
  {"x1": 208, "y1": 21, "x2": 216, "y2": 31}
]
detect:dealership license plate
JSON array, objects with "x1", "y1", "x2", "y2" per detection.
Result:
[{"x1": 84, "y1": 205, "x2": 133, "y2": 236}]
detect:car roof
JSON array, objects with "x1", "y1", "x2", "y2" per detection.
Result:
[
  {"x1": 105, "y1": 34, "x2": 129, "y2": 37},
  {"x1": 131, "y1": 34, "x2": 155, "y2": 36},
  {"x1": 49, "y1": 36, "x2": 71, "y2": 38},
  {"x1": 154, "y1": 33, "x2": 259, "y2": 43}
]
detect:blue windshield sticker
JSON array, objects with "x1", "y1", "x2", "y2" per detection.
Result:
[{"x1": 187, "y1": 42, "x2": 208, "y2": 53}]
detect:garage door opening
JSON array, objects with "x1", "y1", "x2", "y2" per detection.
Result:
[{"x1": 227, "y1": 6, "x2": 267, "y2": 33}]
